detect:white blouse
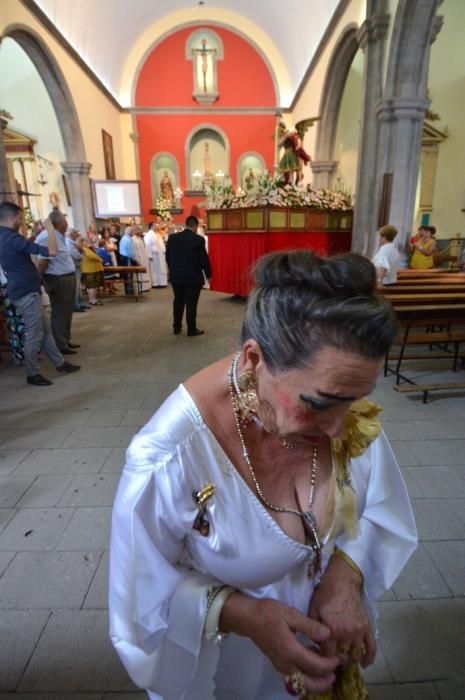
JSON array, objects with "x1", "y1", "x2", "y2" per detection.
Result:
[{"x1": 109, "y1": 385, "x2": 417, "y2": 700}]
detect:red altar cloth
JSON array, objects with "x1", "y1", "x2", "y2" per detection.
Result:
[{"x1": 208, "y1": 230, "x2": 351, "y2": 296}]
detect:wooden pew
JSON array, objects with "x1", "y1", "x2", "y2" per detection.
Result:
[
  {"x1": 100, "y1": 266, "x2": 147, "y2": 301},
  {"x1": 385, "y1": 301, "x2": 465, "y2": 394}
]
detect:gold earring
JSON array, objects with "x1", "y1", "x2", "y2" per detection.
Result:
[{"x1": 233, "y1": 370, "x2": 259, "y2": 425}]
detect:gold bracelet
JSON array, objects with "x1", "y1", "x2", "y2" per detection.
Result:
[{"x1": 333, "y1": 548, "x2": 364, "y2": 585}]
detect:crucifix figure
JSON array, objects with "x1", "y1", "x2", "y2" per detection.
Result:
[{"x1": 192, "y1": 39, "x2": 217, "y2": 93}]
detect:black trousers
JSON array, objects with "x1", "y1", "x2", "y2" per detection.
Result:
[
  {"x1": 119, "y1": 255, "x2": 138, "y2": 295},
  {"x1": 42, "y1": 272, "x2": 76, "y2": 351},
  {"x1": 171, "y1": 284, "x2": 202, "y2": 333}
]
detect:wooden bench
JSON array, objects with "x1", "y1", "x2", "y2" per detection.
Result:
[
  {"x1": 386, "y1": 303, "x2": 465, "y2": 387},
  {"x1": 394, "y1": 381, "x2": 465, "y2": 403}
]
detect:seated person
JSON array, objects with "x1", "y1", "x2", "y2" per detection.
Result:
[
  {"x1": 372, "y1": 224, "x2": 400, "y2": 287},
  {"x1": 96, "y1": 244, "x2": 118, "y2": 294}
]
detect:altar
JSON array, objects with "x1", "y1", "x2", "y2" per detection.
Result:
[{"x1": 207, "y1": 207, "x2": 353, "y2": 296}]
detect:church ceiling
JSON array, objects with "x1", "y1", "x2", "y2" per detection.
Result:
[{"x1": 33, "y1": 0, "x2": 341, "y2": 106}]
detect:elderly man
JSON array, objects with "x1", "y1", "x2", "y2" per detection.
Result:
[
  {"x1": 119, "y1": 225, "x2": 137, "y2": 295},
  {"x1": 36, "y1": 210, "x2": 79, "y2": 354},
  {"x1": 0, "y1": 201, "x2": 80, "y2": 385}
]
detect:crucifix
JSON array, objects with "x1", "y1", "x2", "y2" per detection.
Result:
[{"x1": 192, "y1": 39, "x2": 217, "y2": 93}]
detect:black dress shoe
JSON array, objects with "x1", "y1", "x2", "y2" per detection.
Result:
[
  {"x1": 61, "y1": 348, "x2": 77, "y2": 355},
  {"x1": 74, "y1": 307, "x2": 86, "y2": 313},
  {"x1": 27, "y1": 374, "x2": 53, "y2": 386},
  {"x1": 56, "y1": 361, "x2": 81, "y2": 374},
  {"x1": 187, "y1": 329, "x2": 205, "y2": 336},
  {"x1": 173, "y1": 328, "x2": 181, "y2": 335},
  {"x1": 68, "y1": 343, "x2": 81, "y2": 349}
]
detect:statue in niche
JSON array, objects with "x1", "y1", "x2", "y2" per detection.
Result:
[
  {"x1": 245, "y1": 168, "x2": 257, "y2": 191},
  {"x1": 192, "y1": 39, "x2": 217, "y2": 94},
  {"x1": 159, "y1": 171, "x2": 174, "y2": 205},
  {"x1": 202, "y1": 142, "x2": 215, "y2": 188}
]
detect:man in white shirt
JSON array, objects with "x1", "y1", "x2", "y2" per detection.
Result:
[
  {"x1": 372, "y1": 224, "x2": 400, "y2": 287},
  {"x1": 36, "y1": 210, "x2": 79, "y2": 354}
]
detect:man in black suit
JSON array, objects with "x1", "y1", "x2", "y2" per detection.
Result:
[{"x1": 166, "y1": 216, "x2": 211, "y2": 336}]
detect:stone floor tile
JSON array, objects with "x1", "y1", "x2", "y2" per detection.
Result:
[
  {"x1": 100, "y1": 448, "x2": 126, "y2": 473},
  {"x1": 404, "y1": 440, "x2": 465, "y2": 466},
  {"x1": 14, "y1": 448, "x2": 111, "y2": 475},
  {"x1": 0, "y1": 429, "x2": 71, "y2": 450},
  {"x1": 366, "y1": 683, "x2": 440, "y2": 699},
  {"x1": 61, "y1": 427, "x2": 135, "y2": 449},
  {"x1": 17, "y1": 475, "x2": 73, "y2": 508},
  {"x1": 0, "y1": 551, "x2": 101, "y2": 609},
  {"x1": 383, "y1": 420, "x2": 465, "y2": 441},
  {"x1": 377, "y1": 599, "x2": 465, "y2": 681},
  {"x1": 435, "y1": 680, "x2": 465, "y2": 699},
  {"x1": 83, "y1": 550, "x2": 109, "y2": 609},
  {"x1": 0, "y1": 609, "x2": 50, "y2": 690},
  {"x1": 102, "y1": 395, "x2": 146, "y2": 410},
  {"x1": 102, "y1": 383, "x2": 154, "y2": 398},
  {"x1": 411, "y1": 499, "x2": 465, "y2": 540},
  {"x1": 406, "y1": 467, "x2": 465, "y2": 498},
  {"x1": 392, "y1": 544, "x2": 452, "y2": 600},
  {"x1": 423, "y1": 540, "x2": 465, "y2": 596},
  {"x1": 0, "y1": 552, "x2": 14, "y2": 577},
  {"x1": 84, "y1": 410, "x2": 127, "y2": 427},
  {"x1": 0, "y1": 450, "x2": 31, "y2": 476},
  {"x1": 0, "y1": 475, "x2": 36, "y2": 507},
  {"x1": 389, "y1": 441, "x2": 420, "y2": 466},
  {"x1": 378, "y1": 588, "x2": 396, "y2": 602},
  {"x1": 0, "y1": 509, "x2": 16, "y2": 533},
  {"x1": 445, "y1": 497, "x2": 465, "y2": 525},
  {"x1": 400, "y1": 468, "x2": 425, "y2": 499},
  {"x1": 18, "y1": 610, "x2": 137, "y2": 692},
  {"x1": 55, "y1": 507, "x2": 112, "y2": 550},
  {"x1": 57, "y1": 474, "x2": 120, "y2": 507},
  {"x1": 119, "y1": 408, "x2": 156, "y2": 427},
  {"x1": 361, "y1": 646, "x2": 392, "y2": 684},
  {"x1": 0, "y1": 508, "x2": 73, "y2": 551}
]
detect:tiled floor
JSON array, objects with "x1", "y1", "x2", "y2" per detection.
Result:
[{"x1": 0, "y1": 288, "x2": 464, "y2": 699}]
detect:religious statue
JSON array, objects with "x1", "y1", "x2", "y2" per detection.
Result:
[
  {"x1": 201, "y1": 142, "x2": 215, "y2": 188},
  {"x1": 245, "y1": 168, "x2": 257, "y2": 191},
  {"x1": 159, "y1": 171, "x2": 174, "y2": 206},
  {"x1": 192, "y1": 39, "x2": 217, "y2": 94},
  {"x1": 277, "y1": 117, "x2": 320, "y2": 185}
]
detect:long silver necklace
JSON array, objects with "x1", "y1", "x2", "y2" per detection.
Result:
[{"x1": 228, "y1": 355, "x2": 321, "y2": 573}]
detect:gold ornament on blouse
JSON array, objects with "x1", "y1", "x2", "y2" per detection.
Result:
[
  {"x1": 330, "y1": 399, "x2": 382, "y2": 539},
  {"x1": 192, "y1": 483, "x2": 216, "y2": 536}
]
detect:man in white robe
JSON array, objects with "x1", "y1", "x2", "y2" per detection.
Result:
[{"x1": 144, "y1": 222, "x2": 168, "y2": 287}]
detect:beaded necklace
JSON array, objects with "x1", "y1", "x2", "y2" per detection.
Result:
[{"x1": 228, "y1": 354, "x2": 321, "y2": 573}]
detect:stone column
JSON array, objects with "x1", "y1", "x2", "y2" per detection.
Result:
[
  {"x1": 130, "y1": 132, "x2": 141, "y2": 181},
  {"x1": 61, "y1": 161, "x2": 92, "y2": 234},
  {"x1": 0, "y1": 117, "x2": 15, "y2": 202},
  {"x1": 310, "y1": 160, "x2": 338, "y2": 189},
  {"x1": 351, "y1": 10, "x2": 390, "y2": 254},
  {"x1": 376, "y1": 97, "x2": 429, "y2": 262}
]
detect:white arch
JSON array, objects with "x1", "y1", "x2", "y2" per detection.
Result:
[{"x1": 121, "y1": 9, "x2": 286, "y2": 107}]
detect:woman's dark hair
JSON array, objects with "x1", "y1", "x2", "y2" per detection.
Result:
[{"x1": 241, "y1": 249, "x2": 397, "y2": 371}]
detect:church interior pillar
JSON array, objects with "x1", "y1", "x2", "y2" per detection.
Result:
[
  {"x1": 0, "y1": 117, "x2": 16, "y2": 203},
  {"x1": 61, "y1": 161, "x2": 93, "y2": 234}
]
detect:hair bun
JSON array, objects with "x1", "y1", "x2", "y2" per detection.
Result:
[{"x1": 254, "y1": 250, "x2": 376, "y2": 298}]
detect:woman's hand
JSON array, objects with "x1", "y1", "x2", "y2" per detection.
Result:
[
  {"x1": 308, "y1": 554, "x2": 376, "y2": 668},
  {"x1": 220, "y1": 594, "x2": 339, "y2": 694}
]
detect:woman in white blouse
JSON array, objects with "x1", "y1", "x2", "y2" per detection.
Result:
[{"x1": 110, "y1": 250, "x2": 416, "y2": 700}]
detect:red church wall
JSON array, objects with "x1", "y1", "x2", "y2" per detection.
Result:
[
  {"x1": 134, "y1": 25, "x2": 278, "y2": 220},
  {"x1": 135, "y1": 26, "x2": 276, "y2": 107}
]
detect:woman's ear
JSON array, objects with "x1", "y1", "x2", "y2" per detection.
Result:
[{"x1": 241, "y1": 339, "x2": 264, "y2": 373}]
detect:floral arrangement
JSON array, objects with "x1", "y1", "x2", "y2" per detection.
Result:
[
  {"x1": 204, "y1": 173, "x2": 354, "y2": 211},
  {"x1": 153, "y1": 197, "x2": 173, "y2": 222}
]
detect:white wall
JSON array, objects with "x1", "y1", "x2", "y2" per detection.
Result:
[
  {"x1": 426, "y1": 0, "x2": 465, "y2": 239},
  {"x1": 333, "y1": 48, "x2": 363, "y2": 193},
  {"x1": 0, "y1": 37, "x2": 70, "y2": 223}
]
